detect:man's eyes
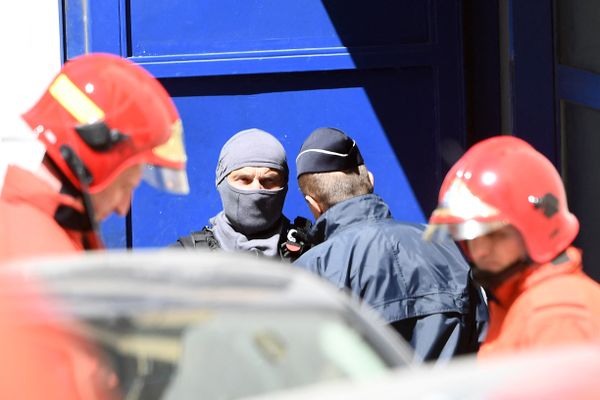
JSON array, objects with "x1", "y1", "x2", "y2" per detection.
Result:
[
  {"x1": 231, "y1": 173, "x2": 282, "y2": 187},
  {"x1": 262, "y1": 178, "x2": 282, "y2": 186}
]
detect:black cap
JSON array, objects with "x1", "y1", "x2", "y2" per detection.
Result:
[{"x1": 296, "y1": 127, "x2": 364, "y2": 178}]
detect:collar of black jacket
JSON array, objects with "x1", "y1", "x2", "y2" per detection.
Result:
[{"x1": 309, "y1": 194, "x2": 392, "y2": 243}]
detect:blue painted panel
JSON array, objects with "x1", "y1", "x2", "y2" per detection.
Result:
[
  {"x1": 128, "y1": 0, "x2": 434, "y2": 78},
  {"x1": 129, "y1": 0, "x2": 429, "y2": 57},
  {"x1": 63, "y1": 0, "x2": 123, "y2": 59},
  {"x1": 132, "y1": 68, "x2": 437, "y2": 247},
  {"x1": 63, "y1": 0, "x2": 87, "y2": 58}
]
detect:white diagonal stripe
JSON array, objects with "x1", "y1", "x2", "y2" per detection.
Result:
[{"x1": 296, "y1": 141, "x2": 356, "y2": 163}]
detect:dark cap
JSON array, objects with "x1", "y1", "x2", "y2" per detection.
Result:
[{"x1": 296, "y1": 127, "x2": 364, "y2": 178}]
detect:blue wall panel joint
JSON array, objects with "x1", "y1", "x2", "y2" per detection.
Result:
[{"x1": 134, "y1": 45, "x2": 437, "y2": 78}]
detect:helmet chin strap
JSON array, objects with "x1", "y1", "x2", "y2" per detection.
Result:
[
  {"x1": 58, "y1": 145, "x2": 104, "y2": 250},
  {"x1": 470, "y1": 256, "x2": 533, "y2": 292}
]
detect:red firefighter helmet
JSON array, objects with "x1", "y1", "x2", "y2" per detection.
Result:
[
  {"x1": 21, "y1": 53, "x2": 189, "y2": 195},
  {"x1": 425, "y1": 136, "x2": 579, "y2": 264}
]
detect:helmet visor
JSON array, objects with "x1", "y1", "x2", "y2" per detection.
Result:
[
  {"x1": 142, "y1": 119, "x2": 189, "y2": 194},
  {"x1": 143, "y1": 164, "x2": 190, "y2": 195},
  {"x1": 423, "y1": 220, "x2": 508, "y2": 242}
]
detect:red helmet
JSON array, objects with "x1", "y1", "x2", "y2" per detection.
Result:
[
  {"x1": 22, "y1": 53, "x2": 189, "y2": 194},
  {"x1": 426, "y1": 136, "x2": 578, "y2": 264}
]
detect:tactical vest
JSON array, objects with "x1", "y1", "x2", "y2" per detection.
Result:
[{"x1": 173, "y1": 217, "x2": 313, "y2": 262}]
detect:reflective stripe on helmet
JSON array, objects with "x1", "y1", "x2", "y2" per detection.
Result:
[{"x1": 48, "y1": 74, "x2": 105, "y2": 124}]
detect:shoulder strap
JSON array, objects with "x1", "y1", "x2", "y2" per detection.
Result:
[{"x1": 175, "y1": 227, "x2": 220, "y2": 250}]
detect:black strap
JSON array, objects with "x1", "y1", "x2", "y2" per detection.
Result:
[
  {"x1": 174, "y1": 227, "x2": 220, "y2": 250},
  {"x1": 44, "y1": 153, "x2": 103, "y2": 250}
]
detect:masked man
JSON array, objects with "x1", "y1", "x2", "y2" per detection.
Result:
[{"x1": 174, "y1": 128, "x2": 306, "y2": 260}]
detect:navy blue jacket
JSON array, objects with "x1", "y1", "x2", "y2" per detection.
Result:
[{"x1": 294, "y1": 194, "x2": 487, "y2": 362}]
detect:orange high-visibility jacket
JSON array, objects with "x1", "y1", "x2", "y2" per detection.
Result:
[
  {"x1": 480, "y1": 247, "x2": 600, "y2": 359},
  {"x1": 0, "y1": 270, "x2": 119, "y2": 399},
  {"x1": 0, "y1": 165, "x2": 89, "y2": 263},
  {"x1": 0, "y1": 165, "x2": 118, "y2": 398}
]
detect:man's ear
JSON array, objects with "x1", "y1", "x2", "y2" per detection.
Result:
[
  {"x1": 305, "y1": 195, "x2": 323, "y2": 220},
  {"x1": 368, "y1": 170, "x2": 375, "y2": 188}
]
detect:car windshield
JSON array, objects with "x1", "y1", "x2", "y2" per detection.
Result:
[{"x1": 83, "y1": 308, "x2": 390, "y2": 400}]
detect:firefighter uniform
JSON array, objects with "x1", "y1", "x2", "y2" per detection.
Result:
[
  {"x1": 427, "y1": 136, "x2": 600, "y2": 357},
  {"x1": 480, "y1": 247, "x2": 600, "y2": 358}
]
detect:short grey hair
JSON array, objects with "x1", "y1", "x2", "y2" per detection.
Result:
[{"x1": 298, "y1": 164, "x2": 373, "y2": 210}]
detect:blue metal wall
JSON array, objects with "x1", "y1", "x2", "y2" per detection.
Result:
[{"x1": 61, "y1": 0, "x2": 466, "y2": 247}]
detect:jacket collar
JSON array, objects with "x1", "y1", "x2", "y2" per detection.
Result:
[
  {"x1": 309, "y1": 194, "x2": 392, "y2": 243},
  {"x1": 1, "y1": 165, "x2": 84, "y2": 216},
  {"x1": 491, "y1": 247, "x2": 583, "y2": 308}
]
